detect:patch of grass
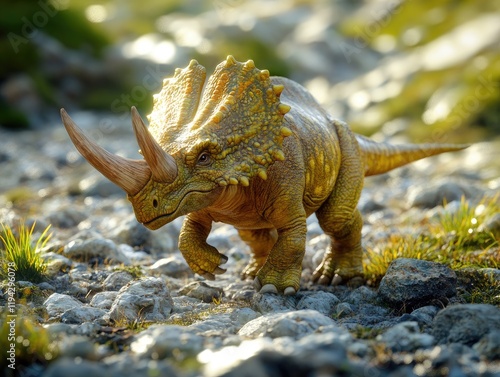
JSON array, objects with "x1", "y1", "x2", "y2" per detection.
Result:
[
  {"x1": 3, "y1": 187, "x2": 35, "y2": 206},
  {"x1": 113, "y1": 265, "x2": 144, "y2": 279},
  {"x1": 351, "y1": 325, "x2": 384, "y2": 340},
  {"x1": 0, "y1": 221, "x2": 51, "y2": 283},
  {"x1": 0, "y1": 310, "x2": 58, "y2": 373},
  {"x1": 437, "y1": 196, "x2": 499, "y2": 251},
  {"x1": 364, "y1": 195, "x2": 499, "y2": 285},
  {"x1": 111, "y1": 316, "x2": 152, "y2": 333},
  {"x1": 456, "y1": 268, "x2": 500, "y2": 306}
]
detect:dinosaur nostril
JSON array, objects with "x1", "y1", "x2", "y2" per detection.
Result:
[{"x1": 153, "y1": 199, "x2": 158, "y2": 208}]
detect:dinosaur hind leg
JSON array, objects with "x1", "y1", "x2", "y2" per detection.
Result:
[
  {"x1": 313, "y1": 208, "x2": 364, "y2": 285},
  {"x1": 237, "y1": 228, "x2": 278, "y2": 280},
  {"x1": 312, "y1": 120, "x2": 365, "y2": 285}
]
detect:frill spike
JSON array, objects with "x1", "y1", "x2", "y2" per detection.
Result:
[
  {"x1": 273, "y1": 85, "x2": 284, "y2": 97},
  {"x1": 225, "y1": 55, "x2": 237, "y2": 66}
]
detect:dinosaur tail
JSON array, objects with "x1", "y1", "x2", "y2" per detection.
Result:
[{"x1": 356, "y1": 135, "x2": 469, "y2": 177}]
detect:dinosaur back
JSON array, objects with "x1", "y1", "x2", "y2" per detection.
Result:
[{"x1": 356, "y1": 135, "x2": 468, "y2": 176}]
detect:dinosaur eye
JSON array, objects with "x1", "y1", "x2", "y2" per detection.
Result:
[
  {"x1": 197, "y1": 152, "x2": 212, "y2": 166},
  {"x1": 152, "y1": 198, "x2": 158, "y2": 208}
]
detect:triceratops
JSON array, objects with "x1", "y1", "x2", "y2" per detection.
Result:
[{"x1": 61, "y1": 56, "x2": 466, "y2": 294}]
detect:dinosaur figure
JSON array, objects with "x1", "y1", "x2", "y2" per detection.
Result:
[{"x1": 61, "y1": 56, "x2": 467, "y2": 295}]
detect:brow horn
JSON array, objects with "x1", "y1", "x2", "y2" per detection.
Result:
[
  {"x1": 60, "y1": 109, "x2": 151, "y2": 196},
  {"x1": 131, "y1": 106, "x2": 178, "y2": 183}
]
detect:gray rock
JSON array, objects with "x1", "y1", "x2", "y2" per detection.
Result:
[
  {"x1": 335, "y1": 302, "x2": 355, "y2": 318},
  {"x1": 296, "y1": 291, "x2": 340, "y2": 316},
  {"x1": 179, "y1": 281, "x2": 224, "y2": 303},
  {"x1": 238, "y1": 309, "x2": 335, "y2": 339},
  {"x1": 107, "y1": 277, "x2": 174, "y2": 323},
  {"x1": 229, "y1": 307, "x2": 261, "y2": 329},
  {"x1": 90, "y1": 291, "x2": 119, "y2": 310},
  {"x1": 42, "y1": 357, "x2": 107, "y2": 377},
  {"x1": 41, "y1": 252, "x2": 73, "y2": 276},
  {"x1": 432, "y1": 304, "x2": 500, "y2": 346},
  {"x1": 419, "y1": 343, "x2": 482, "y2": 377},
  {"x1": 408, "y1": 181, "x2": 478, "y2": 208},
  {"x1": 202, "y1": 331, "x2": 361, "y2": 377},
  {"x1": 149, "y1": 255, "x2": 193, "y2": 279},
  {"x1": 44, "y1": 293, "x2": 83, "y2": 319},
  {"x1": 102, "y1": 271, "x2": 134, "y2": 291},
  {"x1": 408, "y1": 305, "x2": 440, "y2": 328},
  {"x1": 171, "y1": 295, "x2": 210, "y2": 314},
  {"x1": 79, "y1": 174, "x2": 123, "y2": 197},
  {"x1": 337, "y1": 302, "x2": 393, "y2": 331},
  {"x1": 45, "y1": 207, "x2": 87, "y2": 228},
  {"x1": 130, "y1": 324, "x2": 204, "y2": 358},
  {"x1": 64, "y1": 237, "x2": 130, "y2": 264},
  {"x1": 61, "y1": 306, "x2": 107, "y2": 324},
  {"x1": 44, "y1": 323, "x2": 75, "y2": 337},
  {"x1": 251, "y1": 292, "x2": 296, "y2": 314},
  {"x1": 109, "y1": 215, "x2": 175, "y2": 253},
  {"x1": 377, "y1": 321, "x2": 435, "y2": 352},
  {"x1": 473, "y1": 330, "x2": 500, "y2": 360},
  {"x1": 378, "y1": 258, "x2": 457, "y2": 310},
  {"x1": 57, "y1": 335, "x2": 98, "y2": 360},
  {"x1": 188, "y1": 312, "x2": 246, "y2": 335},
  {"x1": 345, "y1": 285, "x2": 377, "y2": 305},
  {"x1": 105, "y1": 354, "x2": 178, "y2": 377},
  {"x1": 184, "y1": 308, "x2": 258, "y2": 335},
  {"x1": 200, "y1": 338, "x2": 274, "y2": 377},
  {"x1": 37, "y1": 281, "x2": 56, "y2": 292},
  {"x1": 75, "y1": 322, "x2": 102, "y2": 337}
]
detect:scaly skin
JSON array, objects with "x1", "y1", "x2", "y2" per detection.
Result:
[{"x1": 62, "y1": 56, "x2": 468, "y2": 295}]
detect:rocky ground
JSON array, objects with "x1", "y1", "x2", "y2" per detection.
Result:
[{"x1": 0, "y1": 112, "x2": 499, "y2": 377}]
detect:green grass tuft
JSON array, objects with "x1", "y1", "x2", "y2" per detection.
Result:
[
  {"x1": 456, "y1": 268, "x2": 500, "y2": 306},
  {"x1": 0, "y1": 221, "x2": 51, "y2": 283},
  {"x1": 364, "y1": 195, "x2": 499, "y2": 286}
]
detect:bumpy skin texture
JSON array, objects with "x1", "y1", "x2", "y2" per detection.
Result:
[{"x1": 76, "y1": 56, "x2": 467, "y2": 295}]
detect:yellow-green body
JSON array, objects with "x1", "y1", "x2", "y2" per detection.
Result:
[{"x1": 62, "y1": 56, "x2": 467, "y2": 295}]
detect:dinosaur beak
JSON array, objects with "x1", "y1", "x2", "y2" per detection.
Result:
[
  {"x1": 60, "y1": 109, "x2": 151, "y2": 196},
  {"x1": 131, "y1": 106, "x2": 178, "y2": 183}
]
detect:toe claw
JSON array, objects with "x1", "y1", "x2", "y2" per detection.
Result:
[
  {"x1": 284, "y1": 287, "x2": 296, "y2": 295},
  {"x1": 260, "y1": 284, "x2": 278, "y2": 294},
  {"x1": 220, "y1": 255, "x2": 228, "y2": 264},
  {"x1": 331, "y1": 275, "x2": 343, "y2": 285},
  {"x1": 214, "y1": 267, "x2": 226, "y2": 275},
  {"x1": 201, "y1": 272, "x2": 215, "y2": 280},
  {"x1": 253, "y1": 277, "x2": 262, "y2": 291},
  {"x1": 318, "y1": 275, "x2": 331, "y2": 285}
]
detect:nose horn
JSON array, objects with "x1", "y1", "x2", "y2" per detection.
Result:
[
  {"x1": 131, "y1": 106, "x2": 178, "y2": 183},
  {"x1": 60, "y1": 109, "x2": 151, "y2": 196}
]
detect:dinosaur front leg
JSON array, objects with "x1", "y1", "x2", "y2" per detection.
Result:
[
  {"x1": 178, "y1": 213, "x2": 228, "y2": 280},
  {"x1": 253, "y1": 218, "x2": 307, "y2": 295},
  {"x1": 238, "y1": 228, "x2": 278, "y2": 280}
]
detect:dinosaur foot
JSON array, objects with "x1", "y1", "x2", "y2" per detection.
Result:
[
  {"x1": 253, "y1": 277, "x2": 298, "y2": 296},
  {"x1": 312, "y1": 268, "x2": 364, "y2": 288},
  {"x1": 196, "y1": 254, "x2": 228, "y2": 280}
]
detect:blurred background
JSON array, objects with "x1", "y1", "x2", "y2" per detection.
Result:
[{"x1": 1, "y1": 0, "x2": 499, "y2": 141}]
